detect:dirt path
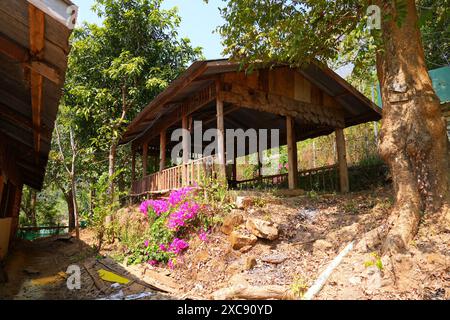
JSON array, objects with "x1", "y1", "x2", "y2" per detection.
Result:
[{"x1": 0, "y1": 235, "x2": 172, "y2": 300}]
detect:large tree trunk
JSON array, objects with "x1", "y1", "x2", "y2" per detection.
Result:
[
  {"x1": 375, "y1": 0, "x2": 449, "y2": 253},
  {"x1": 64, "y1": 190, "x2": 75, "y2": 232},
  {"x1": 30, "y1": 191, "x2": 37, "y2": 227},
  {"x1": 71, "y1": 177, "x2": 80, "y2": 240}
]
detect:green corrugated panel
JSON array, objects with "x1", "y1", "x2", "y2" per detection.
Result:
[
  {"x1": 429, "y1": 66, "x2": 450, "y2": 103},
  {"x1": 376, "y1": 65, "x2": 450, "y2": 107}
]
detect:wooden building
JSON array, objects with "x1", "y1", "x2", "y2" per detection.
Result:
[
  {"x1": 0, "y1": 0, "x2": 76, "y2": 259},
  {"x1": 120, "y1": 59, "x2": 382, "y2": 196}
]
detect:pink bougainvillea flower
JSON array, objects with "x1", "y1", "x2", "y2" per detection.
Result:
[
  {"x1": 168, "y1": 238, "x2": 189, "y2": 255},
  {"x1": 144, "y1": 240, "x2": 149, "y2": 247},
  {"x1": 168, "y1": 187, "x2": 194, "y2": 206},
  {"x1": 159, "y1": 244, "x2": 167, "y2": 252},
  {"x1": 198, "y1": 230, "x2": 209, "y2": 242},
  {"x1": 148, "y1": 260, "x2": 158, "y2": 266},
  {"x1": 139, "y1": 200, "x2": 152, "y2": 215},
  {"x1": 149, "y1": 199, "x2": 170, "y2": 216},
  {"x1": 167, "y1": 201, "x2": 200, "y2": 230},
  {"x1": 168, "y1": 259, "x2": 176, "y2": 270}
]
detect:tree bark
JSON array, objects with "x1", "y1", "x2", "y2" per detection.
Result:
[
  {"x1": 108, "y1": 143, "x2": 117, "y2": 197},
  {"x1": 71, "y1": 176, "x2": 80, "y2": 240},
  {"x1": 375, "y1": 0, "x2": 449, "y2": 253},
  {"x1": 30, "y1": 191, "x2": 37, "y2": 227},
  {"x1": 64, "y1": 190, "x2": 75, "y2": 232}
]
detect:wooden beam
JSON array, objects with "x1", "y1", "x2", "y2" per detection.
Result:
[
  {"x1": 286, "y1": 116, "x2": 298, "y2": 189},
  {"x1": 0, "y1": 103, "x2": 51, "y2": 138},
  {"x1": 0, "y1": 34, "x2": 61, "y2": 84},
  {"x1": 219, "y1": 82, "x2": 345, "y2": 128},
  {"x1": 28, "y1": 5, "x2": 45, "y2": 59},
  {"x1": 335, "y1": 128, "x2": 349, "y2": 193},
  {"x1": 28, "y1": 4, "x2": 45, "y2": 160},
  {"x1": 216, "y1": 80, "x2": 227, "y2": 180},
  {"x1": 125, "y1": 62, "x2": 210, "y2": 140},
  {"x1": 133, "y1": 83, "x2": 216, "y2": 147},
  {"x1": 159, "y1": 130, "x2": 166, "y2": 172}
]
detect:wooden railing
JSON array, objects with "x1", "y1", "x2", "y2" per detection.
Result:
[
  {"x1": 235, "y1": 164, "x2": 339, "y2": 191},
  {"x1": 131, "y1": 155, "x2": 218, "y2": 195}
]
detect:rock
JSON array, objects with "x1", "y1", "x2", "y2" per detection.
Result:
[
  {"x1": 228, "y1": 273, "x2": 250, "y2": 286},
  {"x1": 339, "y1": 223, "x2": 360, "y2": 241},
  {"x1": 364, "y1": 267, "x2": 382, "y2": 295},
  {"x1": 261, "y1": 253, "x2": 288, "y2": 264},
  {"x1": 327, "y1": 223, "x2": 359, "y2": 243},
  {"x1": 348, "y1": 276, "x2": 362, "y2": 285},
  {"x1": 239, "y1": 245, "x2": 253, "y2": 253},
  {"x1": 245, "y1": 256, "x2": 257, "y2": 270},
  {"x1": 297, "y1": 208, "x2": 318, "y2": 221},
  {"x1": 313, "y1": 239, "x2": 333, "y2": 253},
  {"x1": 235, "y1": 196, "x2": 253, "y2": 210},
  {"x1": 221, "y1": 211, "x2": 244, "y2": 235},
  {"x1": 246, "y1": 218, "x2": 279, "y2": 240},
  {"x1": 229, "y1": 230, "x2": 258, "y2": 250}
]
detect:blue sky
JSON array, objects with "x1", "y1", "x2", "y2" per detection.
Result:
[
  {"x1": 75, "y1": 0, "x2": 226, "y2": 59},
  {"x1": 75, "y1": 0, "x2": 352, "y2": 77}
]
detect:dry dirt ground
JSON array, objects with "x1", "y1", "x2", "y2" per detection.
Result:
[{"x1": 1, "y1": 186, "x2": 449, "y2": 300}]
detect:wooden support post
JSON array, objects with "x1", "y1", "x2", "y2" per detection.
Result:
[
  {"x1": 286, "y1": 116, "x2": 298, "y2": 190},
  {"x1": 257, "y1": 133, "x2": 262, "y2": 182},
  {"x1": 131, "y1": 151, "x2": 136, "y2": 183},
  {"x1": 216, "y1": 80, "x2": 227, "y2": 181},
  {"x1": 335, "y1": 128, "x2": 349, "y2": 193},
  {"x1": 142, "y1": 143, "x2": 148, "y2": 178},
  {"x1": 182, "y1": 114, "x2": 189, "y2": 185},
  {"x1": 160, "y1": 130, "x2": 166, "y2": 172}
]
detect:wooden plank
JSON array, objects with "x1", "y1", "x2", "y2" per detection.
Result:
[
  {"x1": 29, "y1": 4, "x2": 45, "y2": 159},
  {"x1": 219, "y1": 82, "x2": 345, "y2": 128},
  {"x1": 286, "y1": 116, "x2": 298, "y2": 189},
  {"x1": 29, "y1": 5, "x2": 45, "y2": 58},
  {"x1": 28, "y1": 61, "x2": 60, "y2": 84},
  {"x1": 133, "y1": 83, "x2": 216, "y2": 147},
  {"x1": 0, "y1": 34, "x2": 61, "y2": 83},
  {"x1": 30, "y1": 70, "x2": 43, "y2": 157},
  {"x1": 335, "y1": 128, "x2": 349, "y2": 193},
  {"x1": 0, "y1": 102, "x2": 51, "y2": 138},
  {"x1": 216, "y1": 80, "x2": 227, "y2": 180},
  {"x1": 159, "y1": 130, "x2": 166, "y2": 172},
  {"x1": 0, "y1": 33, "x2": 29, "y2": 61},
  {"x1": 124, "y1": 62, "x2": 209, "y2": 142},
  {"x1": 0, "y1": 0, "x2": 72, "y2": 52}
]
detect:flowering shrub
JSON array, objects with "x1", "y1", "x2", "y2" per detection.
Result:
[{"x1": 131, "y1": 186, "x2": 208, "y2": 267}]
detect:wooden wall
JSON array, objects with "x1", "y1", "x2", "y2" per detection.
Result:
[
  {"x1": 221, "y1": 66, "x2": 344, "y2": 115},
  {"x1": 0, "y1": 140, "x2": 24, "y2": 258}
]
